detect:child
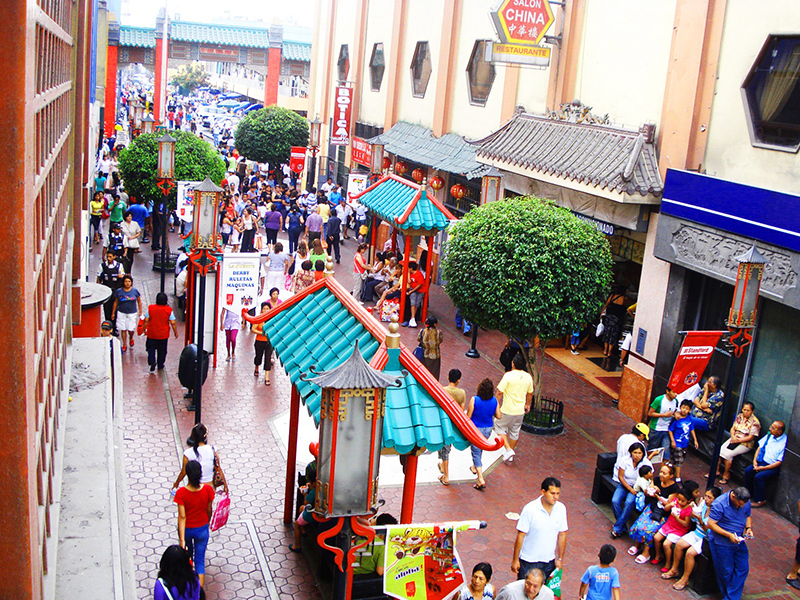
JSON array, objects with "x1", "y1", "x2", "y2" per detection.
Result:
[
  {"x1": 580, "y1": 544, "x2": 621, "y2": 600},
  {"x1": 633, "y1": 464, "x2": 655, "y2": 494},
  {"x1": 668, "y1": 400, "x2": 699, "y2": 481},
  {"x1": 651, "y1": 488, "x2": 694, "y2": 569},
  {"x1": 570, "y1": 327, "x2": 582, "y2": 355}
]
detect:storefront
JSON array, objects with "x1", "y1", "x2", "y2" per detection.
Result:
[{"x1": 654, "y1": 169, "x2": 800, "y2": 519}]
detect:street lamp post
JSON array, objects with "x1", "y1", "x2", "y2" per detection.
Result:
[
  {"x1": 303, "y1": 340, "x2": 403, "y2": 600},
  {"x1": 307, "y1": 116, "x2": 321, "y2": 191},
  {"x1": 157, "y1": 133, "x2": 177, "y2": 293},
  {"x1": 188, "y1": 177, "x2": 224, "y2": 425},
  {"x1": 708, "y1": 246, "x2": 766, "y2": 487}
]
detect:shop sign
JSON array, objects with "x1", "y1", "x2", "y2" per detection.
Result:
[
  {"x1": 485, "y1": 42, "x2": 551, "y2": 67},
  {"x1": 330, "y1": 86, "x2": 353, "y2": 146},
  {"x1": 177, "y1": 180, "x2": 202, "y2": 224},
  {"x1": 220, "y1": 253, "x2": 261, "y2": 316},
  {"x1": 347, "y1": 172, "x2": 369, "y2": 199},
  {"x1": 490, "y1": 0, "x2": 555, "y2": 46},
  {"x1": 571, "y1": 212, "x2": 615, "y2": 236},
  {"x1": 199, "y1": 46, "x2": 238, "y2": 58},
  {"x1": 289, "y1": 147, "x2": 306, "y2": 174},
  {"x1": 352, "y1": 137, "x2": 372, "y2": 167}
]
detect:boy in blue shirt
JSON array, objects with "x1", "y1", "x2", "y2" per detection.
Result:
[
  {"x1": 580, "y1": 544, "x2": 620, "y2": 600},
  {"x1": 669, "y1": 399, "x2": 699, "y2": 481}
]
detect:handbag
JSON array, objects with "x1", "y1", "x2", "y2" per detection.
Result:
[
  {"x1": 136, "y1": 315, "x2": 146, "y2": 336},
  {"x1": 413, "y1": 331, "x2": 425, "y2": 360},
  {"x1": 288, "y1": 253, "x2": 297, "y2": 275},
  {"x1": 210, "y1": 493, "x2": 230, "y2": 532},
  {"x1": 212, "y1": 447, "x2": 225, "y2": 488}
]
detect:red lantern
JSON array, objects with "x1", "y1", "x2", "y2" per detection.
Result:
[
  {"x1": 429, "y1": 176, "x2": 444, "y2": 191},
  {"x1": 450, "y1": 183, "x2": 467, "y2": 199},
  {"x1": 411, "y1": 168, "x2": 426, "y2": 183},
  {"x1": 394, "y1": 161, "x2": 408, "y2": 175},
  {"x1": 382, "y1": 156, "x2": 391, "y2": 170}
]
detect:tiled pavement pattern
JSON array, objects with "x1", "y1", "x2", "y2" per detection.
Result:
[{"x1": 97, "y1": 232, "x2": 799, "y2": 600}]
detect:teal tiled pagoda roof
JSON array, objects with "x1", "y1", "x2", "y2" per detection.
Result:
[
  {"x1": 350, "y1": 174, "x2": 456, "y2": 233},
  {"x1": 244, "y1": 277, "x2": 497, "y2": 454},
  {"x1": 119, "y1": 26, "x2": 156, "y2": 48}
]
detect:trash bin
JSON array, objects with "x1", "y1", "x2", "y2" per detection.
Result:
[{"x1": 178, "y1": 344, "x2": 209, "y2": 390}]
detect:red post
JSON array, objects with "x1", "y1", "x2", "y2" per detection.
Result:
[
  {"x1": 421, "y1": 235, "x2": 434, "y2": 322},
  {"x1": 154, "y1": 36, "x2": 167, "y2": 123},
  {"x1": 369, "y1": 215, "x2": 377, "y2": 264},
  {"x1": 391, "y1": 229, "x2": 398, "y2": 253},
  {"x1": 104, "y1": 44, "x2": 118, "y2": 137},
  {"x1": 265, "y1": 46, "x2": 281, "y2": 107},
  {"x1": 283, "y1": 385, "x2": 301, "y2": 524},
  {"x1": 399, "y1": 235, "x2": 411, "y2": 323},
  {"x1": 400, "y1": 453, "x2": 418, "y2": 524}
]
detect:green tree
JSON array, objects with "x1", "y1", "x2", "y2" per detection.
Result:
[
  {"x1": 117, "y1": 130, "x2": 226, "y2": 206},
  {"x1": 170, "y1": 62, "x2": 210, "y2": 94},
  {"x1": 441, "y1": 197, "x2": 613, "y2": 400},
  {"x1": 234, "y1": 105, "x2": 308, "y2": 166}
]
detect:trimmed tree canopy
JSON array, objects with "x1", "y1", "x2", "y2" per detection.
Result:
[
  {"x1": 442, "y1": 197, "x2": 613, "y2": 345},
  {"x1": 234, "y1": 105, "x2": 308, "y2": 166},
  {"x1": 170, "y1": 61, "x2": 210, "y2": 94},
  {"x1": 117, "y1": 130, "x2": 225, "y2": 205}
]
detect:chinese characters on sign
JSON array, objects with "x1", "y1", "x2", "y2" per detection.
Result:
[
  {"x1": 351, "y1": 137, "x2": 372, "y2": 167},
  {"x1": 331, "y1": 86, "x2": 353, "y2": 146},
  {"x1": 490, "y1": 0, "x2": 555, "y2": 46}
]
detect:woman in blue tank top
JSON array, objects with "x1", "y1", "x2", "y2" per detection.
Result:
[{"x1": 466, "y1": 378, "x2": 501, "y2": 491}]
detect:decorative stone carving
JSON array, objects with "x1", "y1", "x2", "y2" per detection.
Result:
[
  {"x1": 548, "y1": 99, "x2": 610, "y2": 125},
  {"x1": 670, "y1": 223, "x2": 798, "y2": 298}
]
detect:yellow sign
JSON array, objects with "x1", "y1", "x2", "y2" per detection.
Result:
[
  {"x1": 490, "y1": 0, "x2": 555, "y2": 46},
  {"x1": 488, "y1": 43, "x2": 551, "y2": 67}
]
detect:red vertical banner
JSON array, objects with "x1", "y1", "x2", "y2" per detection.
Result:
[
  {"x1": 351, "y1": 137, "x2": 372, "y2": 166},
  {"x1": 290, "y1": 147, "x2": 306, "y2": 173},
  {"x1": 667, "y1": 331, "x2": 726, "y2": 393},
  {"x1": 331, "y1": 86, "x2": 353, "y2": 146}
]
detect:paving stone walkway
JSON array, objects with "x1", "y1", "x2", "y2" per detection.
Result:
[{"x1": 97, "y1": 230, "x2": 799, "y2": 600}]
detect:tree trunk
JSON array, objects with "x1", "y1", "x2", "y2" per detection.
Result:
[{"x1": 514, "y1": 337, "x2": 547, "y2": 409}]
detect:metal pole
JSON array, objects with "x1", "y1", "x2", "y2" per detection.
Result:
[
  {"x1": 707, "y1": 351, "x2": 738, "y2": 488},
  {"x1": 466, "y1": 326, "x2": 480, "y2": 358},
  {"x1": 193, "y1": 253, "x2": 207, "y2": 425},
  {"x1": 332, "y1": 517, "x2": 352, "y2": 600},
  {"x1": 308, "y1": 149, "x2": 318, "y2": 191},
  {"x1": 160, "y1": 193, "x2": 168, "y2": 293}
]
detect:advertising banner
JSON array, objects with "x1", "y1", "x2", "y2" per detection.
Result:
[
  {"x1": 383, "y1": 521, "x2": 481, "y2": 600},
  {"x1": 490, "y1": 0, "x2": 555, "y2": 46},
  {"x1": 667, "y1": 331, "x2": 726, "y2": 393},
  {"x1": 219, "y1": 253, "x2": 261, "y2": 317},
  {"x1": 290, "y1": 146, "x2": 306, "y2": 174},
  {"x1": 347, "y1": 173, "x2": 369, "y2": 200},
  {"x1": 177, "y1": 180, "x2": 201, "y2": 223},
  {"x1": 352, "y1": 137, "x2": 372, "y2": 167},
  {"x1": 331, "y1": 86, "x2": 353, "y2": 146}
]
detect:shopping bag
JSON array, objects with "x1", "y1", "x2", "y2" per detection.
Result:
[
  {"x1": 210, "y1": 493, "x2": 230, "y2": 532},
  {"x1": 137, "y1": 315, "x2": 147, "y2": 336},
  {"x1": 547, "y1": 567, "x2": 562, "y2": 598},
  {"x1": 595, "y1": 322, "x2": 605, "y2": 337}
]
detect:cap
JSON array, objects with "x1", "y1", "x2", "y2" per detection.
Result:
[
  {"x1": 101, "y1": 321, "x2": 113, "y2": 330},
  {"x1": 634, "y1": 423, "x2": 650, "y2": 439}
]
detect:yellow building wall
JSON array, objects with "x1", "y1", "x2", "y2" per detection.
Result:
[
  {"x1": 358, "y1": 0, "x2": 395, "y2": 128},
  {"x1": 573, "y1": 0, "x2": 676, "y2": 128},
  {"x1": 703, "y1": 1, "x2": 800, "y2": 191}
]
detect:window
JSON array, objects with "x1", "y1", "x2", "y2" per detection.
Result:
[
  {"x1": 742, "y1": 35, "x2": 800, "y2": 152},
  {"x1": 337, "y1": 44, "x2": 350, "y2": 82},
  {"x1": 466, "y1": 40, "x2": 495, "y2": 106},
  {"x1": 410, "y1": 41, "x2": 432, "y2": 98},
  {"x1": 369, "y1": 43, "x2": 385, "y2": 92}
]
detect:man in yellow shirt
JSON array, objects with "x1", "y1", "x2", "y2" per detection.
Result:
[
  {"x1": 496, "y1": 354, "x2": 534, "y2": 462},
  {"x1": 319, "y1": 199, "x2": 331, "y2": 239}
]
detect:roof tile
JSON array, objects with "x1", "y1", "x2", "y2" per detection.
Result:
[
  {"x1": 474, "y1": 113, "x2": 663, "y2": 197},
  {"x1": 119, "y1": 26, "x2": 155, "y2": 49}
]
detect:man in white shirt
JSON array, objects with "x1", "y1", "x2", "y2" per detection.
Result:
[
  {"x1": 496, "y1": 569, "x2": 555, "y2": 600},
  {"x1": 511, "y1": 477, "x2": 568, "y2": 582},
  {"x1": 321, "y1": 177, "x2": 334, "y2": 198}
]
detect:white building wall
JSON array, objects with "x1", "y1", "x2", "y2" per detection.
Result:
[
  {"x1": 703, "y1": 1, "x2": 800, "y2": 192},
  {"x1": 358, "y1": 0, "x2": 394, "y2": 128}
]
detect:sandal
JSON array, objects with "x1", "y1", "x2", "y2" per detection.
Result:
[
  {"x1": 438, "y1": 475, "x2": 450, "y2": 487},
  {"x1": 254, "y1": 368, "x2": 259, "y2": 377},
  {"x1": 672, "y1": 582, "x2": 688, "y2": 591},
  {"x1": 661, "y1": 572, "x2": 677, "y2": 579},
  {"x1": 121, "y1": 345, "x2": 127, "y2": 353},
  {"x1": 634, "y1": 555, "x2": 649, "y2": 564},
  {"x1": 627, "y1": 546, "x2": 639, "y2": 556},
  {"x1": 718, "y1": 478, "x2": 728, "y2": 485},
  {"x1": 473, "y1": 483, "x2": 486, "y2": 491},
  {"x1": 265, "y1": 379, "x2": 271, "y2": 386},
  {"x1": 651, "y1": 557, "x2": 662, "y2": 565},
  {"x1": 661, "y1": 567, "x2": 671, "y2": 573}
]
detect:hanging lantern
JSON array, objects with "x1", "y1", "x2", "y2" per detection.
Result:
[
  {"x1": 382, "y1": 156, "x2": 391, "y2": 171},
  {"x1": 394, "y1": 161, "x2": 408, "y2": 175},
  {"x1": 450, "y1": 183, "x2": 467, "y2": 199},
  {"x1": 429, "y1": 176, "x2": 444, "y2": 191},
  {"x1": 728, "y1": 246, "x2": 766, "y2": 328},
  {"x1": 411, "y1": 168, "x2": 426, "y2": 183}
]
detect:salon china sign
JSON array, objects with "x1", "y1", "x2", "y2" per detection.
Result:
[
  {"x1": 490, "y1": 0, "x2": 555, "y2": 46},
  {"x1": 330, "y1": 86, "x2": 353, "y2": 146}
]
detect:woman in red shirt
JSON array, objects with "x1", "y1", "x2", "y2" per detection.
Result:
[
  {"x1": 174, "y1": 461, "x2": 215, "y2": 587},
  {"x1": 144, "y1": 292, "x2": 178, "y2": 372}
]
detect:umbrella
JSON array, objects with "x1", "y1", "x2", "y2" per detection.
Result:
[
  {"x1": 222, "y1": 92, "x2": 242, "y2": 99},
  {"x1": 244, "y1": 103, "x2": 263, "y2": 113},
  {"x1": 217, "y1": 99, "x2": 239, "y2": 108}
]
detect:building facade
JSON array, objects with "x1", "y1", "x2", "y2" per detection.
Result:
[{"x1": 1, "y1": 0, "x2": 99, "y2": 596}]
